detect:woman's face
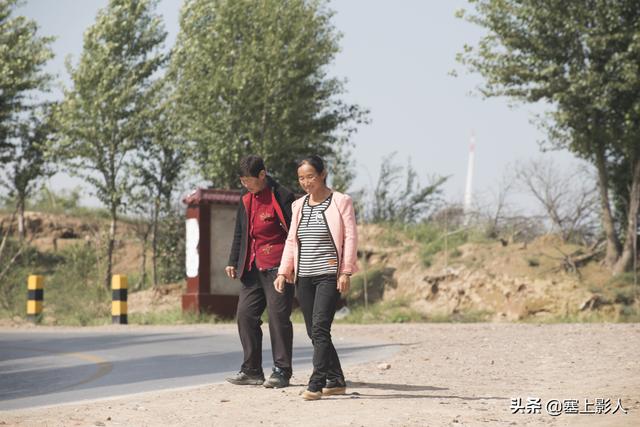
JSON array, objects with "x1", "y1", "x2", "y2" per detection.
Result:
[{"x1": 297, "y1": 163, "x2": 326, "y2": 194}]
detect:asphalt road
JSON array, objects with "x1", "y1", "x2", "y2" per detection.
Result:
[{"x1": 0, "y1": 326, "x2": 398, "y2": 410}]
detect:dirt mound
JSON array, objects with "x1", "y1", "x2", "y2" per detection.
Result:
[
  {"x1": 0, "y1": 210, "x2": 145, "y2": 239},
  {"x1": 1, "y1": 211, "x2": 149, "y2": 279},
  {"x1": 1, "y1": 211, "x2": 101, "y2": 238},
  {"x1": 358, "y1": 224, "x2": 627, "y2": 321}
]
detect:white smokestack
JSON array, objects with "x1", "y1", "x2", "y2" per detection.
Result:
[{"x1": 463, "y1": 132, "x2": 476, "y2": 216}]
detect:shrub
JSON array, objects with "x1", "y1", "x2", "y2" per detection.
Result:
[
  {"x1": 348, "y1": 267, "x2": 395, "y2": 306},
  {"x1": 527, "y1": 258, "x2": 540, "y2": 267},
  {"x1": 46, "y1": 243, "x2": 110, "y2": 325},
  {"x1": 157, "y1": 206, "x2": 186, "y2": 284},
  {"x1": 0, "y1": 239, "x2": 56, "y2": 315}
]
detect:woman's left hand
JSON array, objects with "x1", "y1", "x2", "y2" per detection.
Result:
[{"x1": 337, "y1": 274, "x2": 350, "y2": 294}]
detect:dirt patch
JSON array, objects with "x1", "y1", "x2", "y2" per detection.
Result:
[
  {"x1": 0, "y1": 316, "x2": 33, "y2": 328},
  {"x1": 128, "y1": 283, "x2": 183, "y2": 314},
  {"x1": 1, "y1": 323, "x2": 638, "y2": 426}
]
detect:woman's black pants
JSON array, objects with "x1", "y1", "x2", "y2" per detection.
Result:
[{"x1": 296, "y1": 274, "x2": 344, "y2": 392}]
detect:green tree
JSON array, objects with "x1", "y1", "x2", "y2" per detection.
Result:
[
  {"x1": 0, "y1": 105, "x2": 55, "y2": 240},
  {"x1": 371, "y1": 152, "x2": 447, "y2": 224},
  {"x1": 170, "y1": 0, "x2": 367, "y2": 189},
  {"x1": 0, "y1": 0, "x2": 54, "y2": 163},
  {"x1": 457, "y1": 0, "x2": 640, "y2": 274},
  {"x1": 327, "y1": 143, "x2": 356, "y2": 193},
  {"x1": 54, "y1": 0, "x2": 167, "y2": 289},
  {"x1": 129, "y1": 78, "x2": 187, "y2": 287},
  {"x1": 155, "y1": 203, "x2": 185, "y2": 285}
]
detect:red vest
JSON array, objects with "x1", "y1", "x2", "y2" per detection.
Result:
[{"x1": 243, "y1": 186, "x2": 288, "y2": 271}]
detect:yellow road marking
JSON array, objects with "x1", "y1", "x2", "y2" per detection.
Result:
[
  {"x1": 6, "y1": 346, "x2": 113, "y2": 392},
  {"x1": 59, "y1": 352, "x2": 113, "y2": 390}
]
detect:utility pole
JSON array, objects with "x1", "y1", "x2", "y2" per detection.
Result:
[{"x1": 463, "y1": 132, "x2": 476, "y2": 224}]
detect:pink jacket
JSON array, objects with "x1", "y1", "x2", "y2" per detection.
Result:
[{"x1": 278, "y1": 191, "x2": 359, "y2": 281}]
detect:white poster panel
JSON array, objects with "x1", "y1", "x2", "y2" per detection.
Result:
[{"x1": 185, "y1": 218, "x2": 200, "y2": 278}]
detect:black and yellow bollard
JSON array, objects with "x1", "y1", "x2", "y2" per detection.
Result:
[
  {"x1": 27, "y1": 275, "x2": 44, "y2": 322},
  {"x1": 111, "y1": 275, "x2": 128, "y2": 324}
]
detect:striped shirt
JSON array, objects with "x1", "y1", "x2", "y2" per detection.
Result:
[{"x1": 297, "y1": 194, "x2": 338, "y2": 277}]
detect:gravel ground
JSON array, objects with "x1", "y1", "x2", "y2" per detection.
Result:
[{"x1": 1, "y1": 323, "x2": 639, "y2": 427}]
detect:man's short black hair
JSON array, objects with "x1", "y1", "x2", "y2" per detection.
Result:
[{"x1": 238, "y1": 155, "x2": 266, "y2": 178}]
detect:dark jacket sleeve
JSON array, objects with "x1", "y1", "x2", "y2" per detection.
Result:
[
  {"x1": 282, "y1": 191, "x2": 295, "y2": 229},
  {"x1": 270, "y1": 175, "x2": 295, "y2": 229},
  {"x1": 227, "y1": 204, "x2": 243, "y2": 268}
]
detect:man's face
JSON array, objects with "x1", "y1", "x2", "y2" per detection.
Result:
[{"x1": 240, "y1": 170, "x2": 267, "y2": 194}]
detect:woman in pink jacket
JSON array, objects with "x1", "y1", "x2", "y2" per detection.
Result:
[{"x1": 274, "y1": 155, "x2": 358, "y2": 401}]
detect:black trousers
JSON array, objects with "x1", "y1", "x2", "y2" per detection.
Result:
[
  {"x1": 297, "y1": 274, "x2": 344, "y2": 392},
  {"x1": 237, "y1": 265, "x2": 294, "y2": 377}
]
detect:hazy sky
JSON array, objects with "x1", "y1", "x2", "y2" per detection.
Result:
[{"x1": 16, "y1": 0, "x2": 578, "y2": 210}]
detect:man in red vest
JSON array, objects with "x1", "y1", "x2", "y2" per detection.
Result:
[{"x1": 225, "y1": 155, "x2": 295, "y2": 388}]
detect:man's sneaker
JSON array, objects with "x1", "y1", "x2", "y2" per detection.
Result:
[
  {"x1": 226, "y1": 371, "x2": 265, "y2": 385},
  {"x1": 263, "y1": 367, "x2": 290, "y2": 388},
  {"x1": 301, "y1": 389, "x2": 322, "y2": 401},
  {"x1": 322, "y1": 379, "x2": 347, "y2": 396}
]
